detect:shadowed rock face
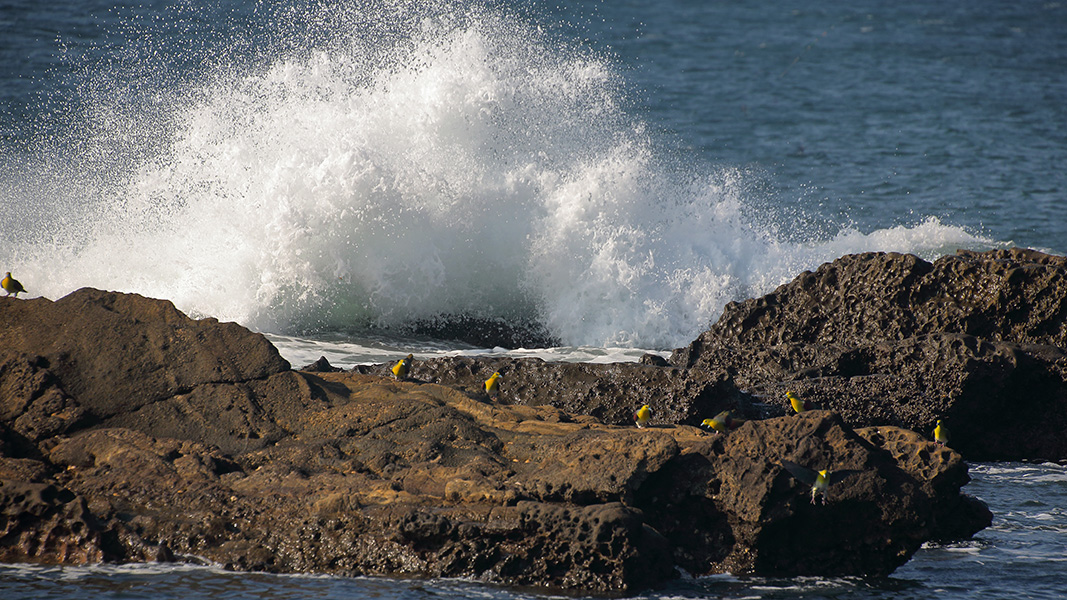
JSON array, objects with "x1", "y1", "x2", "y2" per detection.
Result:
[
  {"x1": 670, "y1": 249, "x2": 1067, "y2": 461},
  {"x1": 0, "y1": 288, "x2": 988, "y2": 592}
]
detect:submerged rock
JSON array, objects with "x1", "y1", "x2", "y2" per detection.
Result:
[
  {"x1": 670, "y1": 249, "x2": 1067, "y2": 461},
  {"x1": 0, "y1": 288, "x2": 988, "y2": 592}
]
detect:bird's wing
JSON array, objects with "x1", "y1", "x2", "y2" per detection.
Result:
[
  {"x1": 712, "y1": 410, "x2": 731, "y2": 422},
  {"x1": 826, "y1": 470, "x2": 861, "y2": 485},
  {"x1": 781, "y1": 460, "x2": 818, "y2": 485}
]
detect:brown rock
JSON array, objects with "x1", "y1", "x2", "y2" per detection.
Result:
[
  {"x1": 0, "y1": 481, "x2": 120, "y2": 564},
  {"x1": 0, "y1": 288, "x2": 290, "y2": 422},
  {"x1": 363, "y1": 355, "x2": 756, "y2": 427},
  {"x1": 32, "y1": 370, "x2": 985, "y2": 589},
  {"x1": 0, "y1": 288, "x2": 989, "y2": 592}
]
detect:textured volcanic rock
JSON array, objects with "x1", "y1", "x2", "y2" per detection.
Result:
[
  {"x1": 0, "y1": 481, "x2": 117, "y2": 564},
  {"x1": 0, "y1": 288, "x2": 289, "y2": 442},
  {"x1": 0, "y1": 289, "x2": 988, "y2": 591},
  {"x1": 358, "y1": 355, "x2": 764, "y2": 427},
  {"x1": 670, "y1": 249, "x2": 1067, "y2": 460}
]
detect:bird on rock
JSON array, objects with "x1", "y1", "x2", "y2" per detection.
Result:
[
  {"x1": 633, "y1": 404, "x2": 653, "y2": 428},
  {"x1": 701, "y1": 409, "x2": 744, "y2": 434},
  {"x1": 484, "y1": 371, "x2": 501, "y2": 399},
  {"x1": 781, "y1": 460, "x2": 859, "y2": 505},
  {"x1": 391, "y1": 354, "x2": 413, "y2": 380},
  {"x1": 786, "y1": 391, "x2": 816, "y2": 414},
  {"x1": 2, "y1": 272, "x2": 26, "y2": 297},
  {"x1": 934, "y1": 419, "x2": 949, "y2": 447}
]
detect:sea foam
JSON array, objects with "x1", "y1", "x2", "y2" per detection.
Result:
[{"x1": 0, "y1": 0, "x2": 992, "y2": 348}]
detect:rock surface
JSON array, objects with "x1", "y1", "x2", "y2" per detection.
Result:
[
  {"x1": 0, "y1": 288, "x2": 988, "y2": 592},
  {"x1": 356, "y1": 355, "x2": 764, "y2": 427},
  {"x1": 670, "y1": 249, "x2": 1067, "y2": 461}
]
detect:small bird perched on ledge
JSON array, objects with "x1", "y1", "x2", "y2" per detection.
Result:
[
  {"x1": 781, "y1": 460, "x2": 858, "y2": 505},
  {"x1": 633, "y1": 404, "x2": 653, "y2": 428},
  {"x1": 392, "y1": 354, "x2": 413, "y2": 380},
  {"x1": 484, "y1": 371, "x2": 501, "y2": 399},
  {"x1": 701, "y1": 409, "x2": 744, "y2": 434},
  {"x1": 934, "y1": 419, "x2": 949, "y2": 446},
  {"x1": 2, "y1": 272, "x2": 26, "y2": 297},
  {"x1": 786, "y1": 391, "x2": 817, "y2": 414}
]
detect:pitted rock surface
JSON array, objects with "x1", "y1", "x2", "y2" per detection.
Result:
[{"x1": 670, "y1": 249, "x2": 1067, "y2": 460}]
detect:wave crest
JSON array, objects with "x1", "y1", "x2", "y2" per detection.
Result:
[{"x1": 1, "y1": 1, "x2": 992, "y2": 348}]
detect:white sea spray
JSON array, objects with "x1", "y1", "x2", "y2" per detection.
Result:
[{"x1": 0, "y1": 0, "x2": 993, "y2": 348}]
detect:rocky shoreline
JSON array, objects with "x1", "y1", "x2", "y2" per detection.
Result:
[
  {"x1": 3, "y1": 248, "x2": 1062, "y2": 593},
  {"x1": 670, "y1": 248, "x2": 1067, "y2": 461}
]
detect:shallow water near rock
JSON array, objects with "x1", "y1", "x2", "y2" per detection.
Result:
[{"x1": 2, "y1": 463, "x2": 1064, "y2": 599}]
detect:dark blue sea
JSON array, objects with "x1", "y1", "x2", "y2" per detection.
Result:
[{"x1": 1, "y1": 0, "x2": 1066, "y2": 598}]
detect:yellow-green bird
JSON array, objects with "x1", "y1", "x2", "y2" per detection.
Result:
[
  {"x1": 633, "y1": 404, "x2": 653, "y2": 428},
  {"x1": 786, "y1": 391, "x2": 816, "y2": 414},
  {"x1": 2, "y1": 272, "x2": 26, "y2": 297},
  {"x1": 701, "y1": 409, "x2": 744, "y2": 434},
  {"x1": 484, "y1": 371, "x2": 501, "y2": 399},
  {"x1": 391, "y1": 354, "x2": 413, "y2": 380},
  {"x1": 934, "y1": 419, "x2": 949, "y2": 446},
  {"x1": 781, "y1": 460, "x2": 858, "y2": 505}
]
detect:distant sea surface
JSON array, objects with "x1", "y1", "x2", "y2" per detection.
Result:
[{"x1": 1, "y1": 0, "x2": 1065, "y2": 598}]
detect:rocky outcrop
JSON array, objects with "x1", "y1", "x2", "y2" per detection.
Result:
[
  {"x1": 0, "y1": 289, "x2": 988, "y2": 592},
  {"x1": 356, "y1": 355, "x2": 762, "y2": 427},
  {"x1": 670, "y1": 249, "x2": 1067, "y2": 461},
  {"x1": 0, "y1": 288, "x2": 290, "y2": 447}
]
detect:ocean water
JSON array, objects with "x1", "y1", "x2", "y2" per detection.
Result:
[
  {"x1": 1, "y1": 0, "x2": 1066, "y2": 597},
  {"x1": 2, "y1": 462, "x2": 1066, "y2": 600},
  {"x1": 4, "y1": 0, "x2": 1064, "y2": 359}
]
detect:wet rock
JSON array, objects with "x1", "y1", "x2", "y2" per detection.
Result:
[
  {"x1": 302, "y1": 356, "x2": 342, "y2": 373},
  {"x1": 403, "y1": 314, "x2": 560, "y2": 349},
  {"x1": 670, "y1": 249, "x2": 1067, "y2": 460}
]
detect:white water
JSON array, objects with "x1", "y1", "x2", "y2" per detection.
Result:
[{"x1": 0, "y1": 0, "x2": 993, "y2": 349}]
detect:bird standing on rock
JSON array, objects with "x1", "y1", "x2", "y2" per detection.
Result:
[
  {"x1": 786, "y1": 391, "x2": 816, "y2": 414},
  {"x1": 633, "y1": 404, "x2": 653, "y2": 428},
  {"x1": 392, "y1": 354, "x2": 413, "y2": 380},
  {"x1": 2, "y1": 272, "x2": 25, "y2": 297},
  {"x1": 934, "y1": 419, "x2": 949, "y2": 446},
  {"x1": 781, "y1": 460, "x2": 858, "y2": 505},
  {"x1": 484, "y1": 371, "x2": 501, "y2": 399},
  {"x1": 701, "y1": 409, "x2": 744, "y2": 434}
]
